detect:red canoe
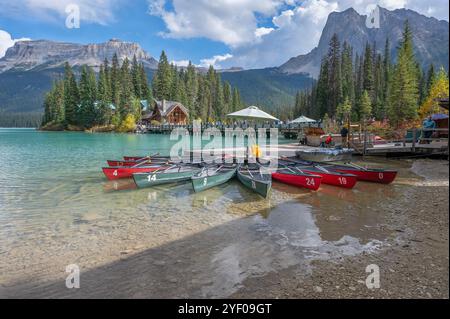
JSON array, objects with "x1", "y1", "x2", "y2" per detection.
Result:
[
  {"x1": 107, "y1": 158, "x2": 170, "y2": 167},
  {"x1": 272, "y1": 168, "x2": 322, "y2": 191},
  {"x1": 279, "y1": 159, "x2": 357, "y2": 189},
  {"x1": 323, "y1": 164, "x2": 397, "y2": 184},
  {"x1": 300, "y1": 167, "x2": 358, "y2": 189},
  {"x1": 102, "y1": 165, "x2": 166, "y2": 180},
  {"x1": 123, "y1": 155, "x2": 170, "y2": 161}
]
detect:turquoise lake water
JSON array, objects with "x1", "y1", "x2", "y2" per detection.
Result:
[{"x1": 0, "y1": 128, "x2": 416, "y2": 298}]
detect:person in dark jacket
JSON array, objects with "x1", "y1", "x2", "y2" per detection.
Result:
[{"x1": 340, "y1": 125, "x2": 349, "y2": 147}]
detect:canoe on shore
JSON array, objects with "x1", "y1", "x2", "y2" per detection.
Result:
[
  {"x1": 319, "y1": 163, "x2": 398, "y2": 184},
  {"x1": 133, "y1": 164, "x2": 202, "y2": 188},
  {"x1": 295, "y1": 148, "x2": 354, "y2": 162},
  {"x1": 272, "y1": 166, "x2": 322, "y2": 191},
  {"x1": 107, "y1": 158, "x2": 172, "y2": 167},
  {"x1": 191, "y1": 164, "x2": 237, "y2": 193},
  {"x1": 279, "y1": 158, "x2": 358, "y2": 189},
  {"x1": 237, "y1": 164, "x2": 272, "y2": 198},
  {"x1": 281, "y1": 156, "x2": 397, "y2": 184},
  {"x1": 123, "y1": 155, "x2": 170, "y2": 161},
  {"x1": 102, "y1": 165, "x2": 168, "y2": 180}
]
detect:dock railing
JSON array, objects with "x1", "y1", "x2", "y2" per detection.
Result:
[{"x1": 349, "y1": 127, "x2": 449, "y2": 156}]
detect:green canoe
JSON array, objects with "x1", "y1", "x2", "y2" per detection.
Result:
[
  {"x1": 237, "y1": 165, "x2": 272, "y2": 198},
  {"x1": 191, "y1": 164, "x2": 237, "y2": 192},
  {"x1": 133, "y1": 164, "x2": 202, "y2": 188}
]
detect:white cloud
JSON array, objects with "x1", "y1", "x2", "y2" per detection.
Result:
[
  {"x1": 255, "y1": 27, "x2": 274, "y2": 38},
  {"x1": 171, "y1": 59, "x2": 191, "y2": 67},
  {"x1": 0, "y1": 30, "x2": 30, "y2": 58},
  {"x1": 224, "y1": 0, "x2": 338, "y2": 69},
  {"x1": 221, "y1": 0, "x2": 449, "y2": 69},
  {"x1": 199, "y1": 53, "x2": 233, "y2": 68},
  {"x1": 148, "y1": 0, "x2": 293, "y2": 47},
  {"x1": 0, "y1": 0, "x2": 123, "y2": 25}
]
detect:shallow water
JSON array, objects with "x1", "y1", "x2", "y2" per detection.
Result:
[{"x1": 0, "y1": 128, "x2": 421, "y2": 298}]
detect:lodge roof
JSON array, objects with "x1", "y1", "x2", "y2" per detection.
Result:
[{"x1": 141, "y1": 99, "x2": 189, "y2": 120}]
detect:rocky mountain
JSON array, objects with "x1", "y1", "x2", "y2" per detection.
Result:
[
  {"x1": 0, "y1": 6, "x2": 448, "y2": 121},
  {"x1": 280, "y1": 7, "x2": 449, "y2": 77},
  {"x1": 0, "y1": 38, "x2": 158, "y2": 73}
]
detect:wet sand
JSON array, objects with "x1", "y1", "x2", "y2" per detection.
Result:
[
  {"x1": 232, "y1": 159, "x2": 449, "y2": 299},
  {"x1": 1, "y1": 159, "x2": 448, "y2": 299}
]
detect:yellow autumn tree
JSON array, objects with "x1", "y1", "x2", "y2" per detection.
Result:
[
  {"x1": 117, "y1": 114, "x2": 136, "y2": 133},
  {"x1": 419, "y1": 67, "x2": 449, "y2": 118}
]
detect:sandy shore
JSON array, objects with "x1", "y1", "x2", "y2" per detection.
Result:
[
  {"x1": 1, "y1": 159, "x2": 448, "y2": 299},
  {"x1": 232, "y1": 159, "x2": 449, "y2": 299}
]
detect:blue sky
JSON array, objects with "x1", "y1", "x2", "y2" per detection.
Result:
[
  {"x1": 0, "y1": 1, "x2": 230, "y2": 64},
  {"x1": 0, "y1": 0, "x2": 448, "y2": 69}
]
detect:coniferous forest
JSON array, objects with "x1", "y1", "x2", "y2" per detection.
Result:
[
  {"x1": 292, "y1": 21, "x2": 449, "y2": 128},
  {"x1": 41, "y1": 51, "x2": 243, "y2": 131},
  {"x1": 40, "y1": 21, "x2": 448, "y2": 132}
]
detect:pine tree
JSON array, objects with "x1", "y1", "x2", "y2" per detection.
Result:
[
  {"x1": 362, "y1": 43, "x2": 374, "y2": 102},
  {"x1": 223, "y1": 81, "x2": 232, "y2": 115},
  {"x1": 63, "y1": 62, "x2": 79, "y2": 125},
  {"x1": 387, "y1": 20, "x2": 420, "y2": 127},
  {"x1": 98, "y1": 63, "x2": 112, "y2": 124},
  {"x1": 78, "y1": 66, "x2": 97, "y2": 127},
  {"x1": 381, "y1": 38, "x2": 392, "y2": 120},
  {"x1": 232, "y1": 87, "x2": 241, "y2": 112},
  {"x1": 341, "y1": 42, "x2": 354, "y2": 106},
  {"x1": 316, "y1": 57, "x2": 329, "y2": 118},
  {"x1": 153, "y1": 51, "x2": 172, "y2": 100},
  {"x1": 327, "y1": 34, "x2": 343, "y2": 116},
  {"x1": 111, "y1": 53, "x2": 121, "y2": 107},
  {"x1": 131, "y1": 55, "x2": 141, "y2": 98},
  {"x1": 185, "y1": 62, "x2": 198, "y2": 115},
  {"x1": 119, "y1": 58, "x2": 135, "y2": 119},
  {"x1": 206, "y1": 66, "x2": 216, "y2": 121},
  {"x1": 336, "y1": 95, "x2": 352, "y2": 123},
  {"x1": 360, "y1": 90, "x2": 372, "y2": 129}
]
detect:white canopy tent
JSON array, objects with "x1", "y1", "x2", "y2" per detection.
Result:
[
  {"x1": 290, "y1": 115, "x2": 316, "y2": 124},
  {"x1": 227, "y1": 106, "x2": 279, "y2": 121}
]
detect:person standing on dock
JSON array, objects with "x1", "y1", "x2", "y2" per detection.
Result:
[
  {"x1": 422, "y1": 116, "x2": 436, "y2": 144},
  {"x1": 340, "y1": 125, "x2": 349, "y2": 148}
]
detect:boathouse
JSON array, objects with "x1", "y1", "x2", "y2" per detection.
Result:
[{"x1": 141, "y1": 99, "x2": 189, "y2": 125}]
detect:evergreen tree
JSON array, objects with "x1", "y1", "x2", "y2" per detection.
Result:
[
  {"x1": 232, "y1": 87, "x2": 241, "y2": 112},
  {"x1": 63, "y1": 62, "x2": 79, "y2": 125},
  {"x1": 185, "y1": 62, "x2": 198, "y2": 115},
  {"x1": 153, "y1": 51, "x2": 172, "y2": 100},
  {"x1": 98, "y1": 63, "x2": 112, "y2": 124},
  {"x1": 360, "y1": 90, "x2": 373, "y2": 129},
  {"x1": 388, "y1": 20, "x2": 419, "y2": 127},
  {"x1": 327, "y1": 34, "x2": 343, "y2": 116},
  {"x1": 111, "y1": 53, "x2": 121, "y2": 107},
  {"x1": 119, "y1": 58, "x2": 134, "y2": 119},
  {"x1": 131, "y1": 55, "x2": 141, "y2": 98},
  {"x1": 78, "y1": 66, "x2": 97, "y2": 127},
  {"x1": 341, "y1": 42, "x2": 355, "y2": 106},
  {"x1": 381, "y1": 38, "x2": 392, "y2": 120},
  {"x1": 316, "y1": 57, "x2": 329, "y2": 117},
  {"x1": 362, "y1": 43, "x2": 374, "y2": 101}
]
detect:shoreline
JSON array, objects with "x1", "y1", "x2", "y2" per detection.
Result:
[
  {"x1": 231, "y1": 159, "x2": 449, "y2": 299},
  {"x1": 1, "y1": 158, "x2": 447, "y2": 299}
]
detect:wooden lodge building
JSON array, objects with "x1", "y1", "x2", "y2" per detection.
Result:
[{"x1": 141, "y1": 99, "x2": 189, "y2": 125}]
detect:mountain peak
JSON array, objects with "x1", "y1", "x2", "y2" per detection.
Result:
[
  {"x1": 279, "y1": 6, "x2": 449, "y2": 77},
  {"x1": 0, "y1": 39, "x2": 158, "y2": 73}
]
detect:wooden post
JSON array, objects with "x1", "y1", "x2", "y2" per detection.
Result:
[
  {"x1": 363, "y1": 129, "x2": 368, "y2": 156},
  {"x1": 347, "y1": 117, "x2": 351, "y2": 149},
  {"x1": 412, "y1": 128, "x2": 416, "y2": 153}
]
